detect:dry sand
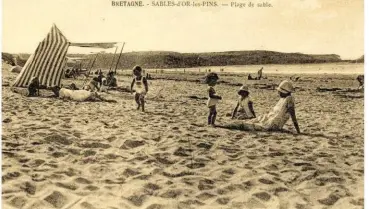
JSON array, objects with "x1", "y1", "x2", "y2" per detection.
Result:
[{"x1": 2, "y1": 64, "x2": 364, "y2": 209}]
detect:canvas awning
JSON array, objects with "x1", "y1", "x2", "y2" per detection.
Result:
[{"x1": 69, "y1": 42, "x2": 117, "y2": 49}]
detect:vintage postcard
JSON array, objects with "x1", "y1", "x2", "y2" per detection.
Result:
[{"x1": 1, "y1": 0, "x2": 364, "y2": 208}]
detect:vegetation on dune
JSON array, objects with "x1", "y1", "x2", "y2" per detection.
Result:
[
  {"x1": 1, "y1": 53, "x2": 28, "y2": 66},
  {"x1": 349, "y1": 55, "x2": 364, "y2": 63},
  {"x1": 3, "y1": 50, "x2": 347, "y2": 69}
]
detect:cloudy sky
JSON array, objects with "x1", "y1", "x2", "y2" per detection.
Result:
[{"x1": 2, "y1": 0, "x2": 364, "y2": 59}]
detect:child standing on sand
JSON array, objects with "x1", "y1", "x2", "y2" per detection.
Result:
[
  {"x1": 222, "y1": 80, "x2": 300, "y2": 134},
  {"x1": 231, "y1": 85, "x2": 256, "y2": 120},
  {"x1": 206, "y1": 73, "x2": 222, "y2": 126},
  {"x1": 131, "y1": 66, "x2": 148, "y2": 112}
]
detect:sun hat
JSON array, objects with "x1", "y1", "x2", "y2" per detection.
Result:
[
  {"x1": 205, "y1": 72, "x2": 219, "y2": 84},
  {"x1": 276, "y1": 80, "x2": 294, "y2": 93}
]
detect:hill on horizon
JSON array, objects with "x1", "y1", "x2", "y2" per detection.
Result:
[{"x1": 3, "y1": 50, "x2": 345, "y2": 69}]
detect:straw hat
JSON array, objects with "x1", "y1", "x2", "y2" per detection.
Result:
[{"x1": 277, "y1": 80, "x2": 294, "y2": 93}]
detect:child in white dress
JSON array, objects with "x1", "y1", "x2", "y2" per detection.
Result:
[
  {"x1": 223, "y1": 80, "x2": 300, "y2": 133},
  {"x1": 231, "y1": 85, "x2": 256, "y2": 120},
  {"x1": 130, "y1": 66, "x2": 148, "y2": 112},
  {"x1": 206, "y1": 73, "x2": 222, "y2": 126}
]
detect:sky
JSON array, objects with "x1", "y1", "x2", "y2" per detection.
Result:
[{"x1": 2, "y1": 0, "x2": 364, "y2": 59}]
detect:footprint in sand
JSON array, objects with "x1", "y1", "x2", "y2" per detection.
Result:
[
  {"x1": 126, "y1": 194, "x2": 147, "y2": 207},
  {"x1": 159, "y1": 189, "x2": 182, "y2": 199},
  {"x1": 2, "y1": 171, "x2": 21, "y2": 183},
  {"x1": 258, "y1": 178, "x2": 275, "y2": 185},
  {"x1": 20, "y1": 181, "x2": 36, "y2": 195},
  {"x1": 146, "y1": 203, "x2": 164, "y2": 209},
  {"x1": 216, "y1": 197, "x2": 230, "y2": 205},
  {"x1": 318, "y1": 194, "x2": 341, "y2": 206},
  {"x1": 55, "y1": 182, "x2": 79, "y2": 190},
  {"x1": 253, "y1": 192, "x2": 271, "y2": 201},
  {"x1": 120, "y1": 140, "x2": 145, "y2": 149},
  {"x1": 198, "y1": 179, "x2": 215, "y2": 191},
  {"x1": 80, "y1": 202, "x2": 98, "y2": 209},
  {"x1": 84, "y1": 185, "x2": 99, "y2": 191},
  {"x1": 44, "y1": 191, "x2": 69, "y2": 208},
  {"x1": 9, "y1": 196, "x2": 27, "y2": 209}
]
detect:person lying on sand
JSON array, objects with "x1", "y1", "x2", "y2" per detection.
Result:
[
  {"x1": 131, "y1": 66, "x2": 148, "y2": 112},
  {"x1": 221, "y1": 80, "x2": 300, "y2": 134},
  {"x1": 206, "y1": 72, "x2": 222, "y2": 127},
  {"x1": 27, "y1": 76, "x2": 40, "y2": 97},
  {"x1": 51, "y1": 86, "x2": 116, "y2": 102},
  {"x1": 231, "y1": 85, "x2": 256, "y2": 120}
]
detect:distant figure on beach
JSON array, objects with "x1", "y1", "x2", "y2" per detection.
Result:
[
  {"x1": 248, "y1": 67, "x2": 266, "y2": 80},
  {"x1": 248, "y1": 74, "x2": 256, "y2": 80},
  {"x1": 27, "y1": 76, "x2": 40, "y2": 97},
  {"x1": 290, "y1": 76, "x2": 300, "y2": 82},
  {"x1": 357, "y1": 75, "x2": 364, "y2": 90},
  {"x1": 206, "y1": 72, "x2": 222, "y2": 127},
  {"x1": 222, "y1": 80, "x2": 300, "y2": 134},
  {"x1": 107, "y1": 71, "x2": 118, "y2": 87},
  {"x1": 231, "y1": 85, "x2": 256, "y2": 120},
  {"x1": 131, "y1": 66, "x2": 148, "y2": 112},
  {"x1": 257, "y1": 67, "x2": 263, "y2": 80}
]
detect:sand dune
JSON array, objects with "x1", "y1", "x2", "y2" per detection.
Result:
[{"x1": 2, "y1": 64, "x2": 364, "y2": 209}]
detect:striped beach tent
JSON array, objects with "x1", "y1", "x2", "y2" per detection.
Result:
[{"x1": 13, "y1": 24, "x2": 70, "y2": 88}]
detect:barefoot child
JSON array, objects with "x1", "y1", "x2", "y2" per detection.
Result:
[
  {"x1": 131, "y1": 66, "x2": 148, "y2": 112},
  {"x1": 206, "y1": 73, "x2": 222, "y2": 126},
  {"x1": 222, "y1": 80, "x2": 300, "y2": 134},
  {"x1": 231, "y1": 85, "x2": 256, "y2": 120}
]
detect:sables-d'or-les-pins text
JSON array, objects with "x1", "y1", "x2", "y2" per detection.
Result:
[{"x1": 111, "y1": 0, "x2": 272, "y2": 7}]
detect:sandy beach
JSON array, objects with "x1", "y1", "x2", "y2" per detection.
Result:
[{"x1": 2, "y1": 64, "x2": 364, "y2": 209}]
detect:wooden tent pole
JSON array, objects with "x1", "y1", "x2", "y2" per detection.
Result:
[
  {"x1": 109, "y1": 46, "x2": 118, "y2": 72},
  {"x1": 82, "y1": 53, "x2": 99, "y2": 87},
  {"x1": 113, "y1": 42, "x2": 125, "y2": 74}
]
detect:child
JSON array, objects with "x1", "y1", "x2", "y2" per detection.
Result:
[
  {"x1": 205, "y1": 73, "x2": 222, "y2": 126},
  {"x1": 83, "y1": 77, "x2": 100, "y2": 92},
  {"x1": 222, "y1": 80, "x2": 300, "y2": 134},
  {"x1": 131, "y1": 66, "x2": 148, "y2": 112},
  {"x1": 27, "y1": 76, "x2": 40, "y2": 97},
  {"x1": 231, "y1": 85, "x2": 256, "y2": 120}
]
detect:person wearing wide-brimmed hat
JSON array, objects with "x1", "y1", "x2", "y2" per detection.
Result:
[
  {"x1": 222, "y1": 80, "x2": 300, "y2": 134},
  {"x1": 253, "y1": 80, "x2": 300, "y2": 133},
  {"x1": 231, "y1": 85, "x2": 256, "y2": 120}
]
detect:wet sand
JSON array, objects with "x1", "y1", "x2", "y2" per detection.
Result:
[{"x1": 2, "y1": 64, "x2": 364, "y2": 209}]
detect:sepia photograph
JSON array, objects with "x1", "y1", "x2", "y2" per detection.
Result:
[{"x1": 1, "y1": 0, "x2": 365, "y2": 208}]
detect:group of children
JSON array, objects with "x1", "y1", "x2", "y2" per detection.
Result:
[
  {"x1": 25, "y1": 64, "x2": 300, "y2": 133},
  {"x1": 204, "y1": 72, "x2": 300, "y2": 134},
  {"x1": 129, "y1": 67, "x2": 300, "y2": 134}
]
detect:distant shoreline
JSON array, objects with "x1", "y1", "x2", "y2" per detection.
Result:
[{"x1": 2, "y1": 51, "x2": 363, "y2": 69}]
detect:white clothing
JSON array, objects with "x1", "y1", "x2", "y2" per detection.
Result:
[
  {"x1": 235, "y1": 96, "x2": 254, "y2": 119},
  {"x1": 207, "y1": 86, "x2": 220, "y2": 107},
  {"x1": 134, "y1": 76, "x2": 146, "y2": 94},
  {"x1": 252, "y1": 96, "x2": 294, "y2": 130}
]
